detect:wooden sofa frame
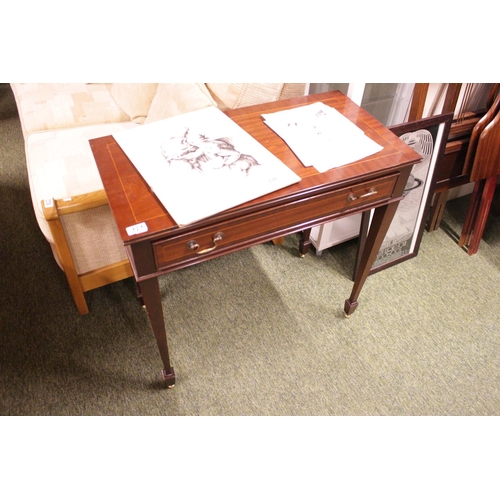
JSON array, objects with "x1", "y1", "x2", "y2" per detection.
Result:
[{"x1": 42, "y1": 190, "x2": 133, "y2": 315}]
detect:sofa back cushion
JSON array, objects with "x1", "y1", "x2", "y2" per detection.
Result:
[
  {"x1": 206, "y1": 83, "x2": 306, "y2": 110},
  {"x1": 206, "y1": 83, "x2": 283, "y2": 110},
  {"x1": 144, "y1": 84, "x2": 216, "y2": 123},
  {"x1": 111, "y1": 83, "x2": 159, "y2": 124}
]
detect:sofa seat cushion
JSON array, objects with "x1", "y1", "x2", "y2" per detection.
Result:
[
  {"x1": 26, "y1": 122, "x2": 138, "y2": 274},
  {"x1": 11, "y1": 83, "x2": 130, "y2": 137}
]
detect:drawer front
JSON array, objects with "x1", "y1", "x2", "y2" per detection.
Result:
[{"x1": 153, "y1": 174, "x2": 399, "y2": 271}]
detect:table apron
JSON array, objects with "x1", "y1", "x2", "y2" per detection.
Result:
[{"x1": 147, "y1": 173, "x2": 399, "y2": 274}]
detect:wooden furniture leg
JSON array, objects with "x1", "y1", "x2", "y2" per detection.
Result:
[
  {"x1": 43, "y1": 199, "x2": 90, "y2": 315},
  {"x1": 138, "y1": 277, "x2": 176, "y2": 387},
  {"x1": 299, "y1": 228, "x2": 312, "y2": 257},
  {"x1": 352, "y1": 210, "x2": 371, "y2": 280},
  {"x1": 467, "y1": 175, "x2": 498, "y2": 255},
  {"x1": 344, "y1": 200, "x2": 401, "y2": 317},
  {"x1": 459, "y1": 179, "x2": 484, "y2": 248},
  {"x1": 427, "y1": 190, "x2": 449, "y2": 232}
]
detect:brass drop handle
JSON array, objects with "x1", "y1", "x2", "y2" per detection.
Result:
[
  {"x1": 186, "y1": 232, "x2": 224, "y2": 255},
  {"x1": 347, "y1": 188, "x2": 378, "y2": 202}
]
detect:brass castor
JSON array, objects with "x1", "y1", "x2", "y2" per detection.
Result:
[{"x1": 162, "y1": 368, "x2": 176, "y2": 388}]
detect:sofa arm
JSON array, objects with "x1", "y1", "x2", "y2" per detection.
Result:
[
  {"x1": 42, "y1": 190, "x2": 109, "y2": 219},
  {"x1": 41, "y1": 190, "x2": 132, "y2": 315}
]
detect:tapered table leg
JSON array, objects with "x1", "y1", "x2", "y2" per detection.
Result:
[
  {"x1": 344, "y1": 201, "x2": 401, "y2": 317},
  {"x1": 138, "y1": 277, "x2": 176, "y2": 387}
]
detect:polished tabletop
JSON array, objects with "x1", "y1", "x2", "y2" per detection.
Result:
[{"x1": 90, "y1": 91, "x2": 421, "y2": 246}]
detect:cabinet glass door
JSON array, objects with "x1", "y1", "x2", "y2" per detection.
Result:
[{"x1": 308, "y1": 83, "x2": 415, "y2": 126}]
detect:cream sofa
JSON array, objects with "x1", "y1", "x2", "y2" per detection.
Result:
[{"x1": 11, "y1": 83, "x2": 306, "y2": 314}]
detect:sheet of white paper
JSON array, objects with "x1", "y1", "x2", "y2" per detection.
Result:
[
  {"x1": 112, "y1": 106, "x2": 301, "y2": 226},
  {"x1": 262, "y1": 102, "x2": 383, "y2": 172}
]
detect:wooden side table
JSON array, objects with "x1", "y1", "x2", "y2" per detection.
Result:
[{"x1": 90, "y1": 91, "x2": 421, "y2": 387}]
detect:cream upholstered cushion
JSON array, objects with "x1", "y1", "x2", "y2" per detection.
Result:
[
  {"x1": 205, "y1": 83, "x2": 281, "y2": 110},
  {"x1": 279, "y1": 83, "x2": 307, "y2": 100},
  {"x1": 144, "y1": 83, "x2": 217, "y2": 124},
  {"x1": 10, "y1": 83, "x2": 130, "y2": 137},
  {"x1": 110, "y1": 83, "x2": 159, "y2": 124},
  {"x1": 206, "y1": 83, "x2": 306, "y2": 110}
]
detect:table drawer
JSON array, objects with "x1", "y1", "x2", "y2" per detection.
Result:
[{"x1": 153, "y1": 173, "x2": 399, "y2": 271}]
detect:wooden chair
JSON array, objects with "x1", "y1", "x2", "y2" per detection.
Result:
[{"x1": 459, "y1": 86, "x2": 500, "y2": 254}]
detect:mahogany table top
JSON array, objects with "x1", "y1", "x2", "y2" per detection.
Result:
[{"x1": 90, "y1": 91, "x2": 421, "y2": 245}]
